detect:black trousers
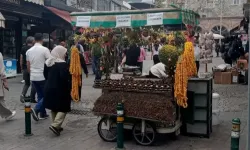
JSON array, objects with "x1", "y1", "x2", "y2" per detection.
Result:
[
  {"x1": 79, "y1": 75, "x2": 82, "y2": 100},
  {"x1": 153, "y1": 55, "x2": 160, "y2": 65},
  {"x1": 22, "y1": 69, "x2": 36, "y2": 100},
  {"x1": 147, "y1": 71, "x2": 159, "y2": 78},
  {"x1": 138, "y1": 62, "x2": 143, "y2": 72},
  {"x1": 195, "y1": 61, "x2": 200, "y2": 73}
]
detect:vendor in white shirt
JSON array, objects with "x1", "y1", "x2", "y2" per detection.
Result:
[{"x1": 148, "y1": 62, "x2": 168, "y2": 78}]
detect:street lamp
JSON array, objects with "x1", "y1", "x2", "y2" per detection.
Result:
[{"x1": 219, "y1": 0, "x2": 223, "y2": 38}]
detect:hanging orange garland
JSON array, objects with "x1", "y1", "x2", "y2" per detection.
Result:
[
  {"x1": 183, "y1": 42, "x2": 197, "y2": 77},
  {"x1": 174, "y1": 42, "x2": 197, "y2": 108},
  {"x1": 70, "y1": 46, "x2": 82, "y2": 102}
]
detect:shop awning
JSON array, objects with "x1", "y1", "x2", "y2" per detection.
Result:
[
  {"x1": 128, "y1": 2, "x2": 157, "y2": 9},
  {"x1": 71, "y1": 7, "x2": 200, "y2": 28},
  {"x1": 24, "y1": 0, "x2": 44, "y2": 5},
  {"x1": 0, "y1": 12, "x2": 5, "y2": 28},
  {"x1": 46, "y1": 7, "x2": 71, "y2": 24},
  {"x1": 46, "y1": 0, "x2": 80, "y2": 13}
]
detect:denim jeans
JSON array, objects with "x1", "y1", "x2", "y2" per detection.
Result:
[
  {"x1": 32, "y1": 80, "x2": 46, "y2": 116},
  {"x1": 93, "y1": 56, "x2": 101, "y2": 80}
]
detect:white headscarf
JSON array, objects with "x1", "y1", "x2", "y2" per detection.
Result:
[{"x1": 45, "y1": 45, "x2": 67, "y2": 67}]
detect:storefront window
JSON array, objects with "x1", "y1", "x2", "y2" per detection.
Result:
[{"x1": 0, "y1": 29, "x2": 16, "y2": 59}]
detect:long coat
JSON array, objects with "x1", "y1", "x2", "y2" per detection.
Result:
[
  {"x1": 0, "y1": 53, "x2": 6, "y2": 97},
  {"x1": 43, "y1": 62, "x2": 71, "y2": 112}
]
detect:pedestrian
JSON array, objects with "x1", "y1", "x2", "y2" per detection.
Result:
[
  {"x1": 43, "y1": 45, "x2": 70, "y2": 136},
  {"x1": 20, "y1": 36, "x2": 37, "y2": 103},
  {"x1": 77, "y1": 44, "x2": 88, "y2": 99},
  {"x1": 91, "y1": 36, "x2": 102, "y2": 81},
  {"x1": 58, "y1": 38, "x2": 68, "y2": 60},
  {"x1": 151, "y1": 40, "x2": 162, "y2": 65},
  {"x1": 69, "y1": 43, "x2": 88, "y2": 100},
  {"x1": 148, "y1": 62, "x2": 167, "y2": 78},
  {"x1": 26, "y1": 33, "x2": 51, "y2": 121},
  {"x1": 58, "y1": 38, "x2": 66, "y2": 48},
  {"x1": 122, "y1": 43, "x2": 141, "y2": 67},
  {"x1": 0, "y1": 52, "x2": 16, "y2": 120},
  {"x1": 243, "y1": 40, "x2": 249, "y2": 85},
  {"x1": 221, "y1": 37, "x2": 233, "y2": 65},
  {"x1": 137, "y1": 45, "x2": 146, "y2": 72},
  {"x1": 75, "y1": 39, "x2": 84, "y2": 54},
  {"x1": 215, "y1": 40, "x2": 220, "y2": 57},
  {"x1": 194, "y1": 41, "x2": 201, "y2": 73}
]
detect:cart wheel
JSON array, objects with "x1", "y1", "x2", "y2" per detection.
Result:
[
  {"x1": 132, "y1": 122, "x2": 156, "y2": 146},
  {"x1": 97, "y1": 118, "x2": 117, "y2": 142}
]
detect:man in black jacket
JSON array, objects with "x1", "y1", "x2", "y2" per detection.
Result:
[{"x1": 20, "y1": 37, "x2": 37, "y2": 103}]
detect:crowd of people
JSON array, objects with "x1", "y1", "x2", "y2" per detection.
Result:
[
  {"x1": 0, "y1": 31, "x2": 248, "y2": 137},
  {"x1": 120, "y1": 39, "x2": 169, "y2": 78},
  {"x1": 220, "y1": 35, "x2": 249, "y2": 84},
  {"x1": 220, "y1": 36, "x2": 246, "y2": 65},
  {"x1": 0, "y1": 33, "x2": 90, "y2": 136}
]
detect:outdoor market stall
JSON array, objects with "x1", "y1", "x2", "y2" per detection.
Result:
[
  {"x1": 70, "y1": 7, "x2": 199, "y2": 29},
  {"x1": 70, "y1": 7, "x2": 212, "y2": 146}
]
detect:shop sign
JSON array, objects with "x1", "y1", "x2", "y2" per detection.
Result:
[
  {"x1": 76, "y1": 16, "x2": 91, "y2": 27},
  {"x1": 147, "y1": 13, "x2": 163, "y2": 26},
  {"x1": 4, "y1": 59, "x2": 17, "y2": 78},
  {"x1": 116, "y1": 15, "x2": 131, "y2": 27},
  {"x1": 4, "y1": 0, "x2": 20, "y2": 5}
]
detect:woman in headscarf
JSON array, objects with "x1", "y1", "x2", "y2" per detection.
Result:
[{"x1": 43, "y1": 45, "x2": 71, "y2": 136}]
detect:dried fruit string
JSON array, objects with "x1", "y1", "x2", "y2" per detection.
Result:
[
  {"x1": 174, "y1": 42, "x2": 196, "y2": 108},
  {"x1": 69, "y1": 47, "x2": 82, "y2": 102}
]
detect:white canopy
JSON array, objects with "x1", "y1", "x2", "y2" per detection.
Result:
[{"x1": 213, "y1": 34, "x2": 224, "y2": 39}]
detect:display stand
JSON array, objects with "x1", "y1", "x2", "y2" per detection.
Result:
[{"x1": 182, "y1": 77, "x2": 213, "y2": 138}]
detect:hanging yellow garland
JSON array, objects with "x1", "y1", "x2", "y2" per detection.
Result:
[
  {"x1": 174, "y1": 42, "x2": 197, "y2": 108},
  {"x1": 70, "y1": 46, "x2": 82, "y2": 102},
  {"x1": 183, "y1": 42, "x2": 197, "y2": 77},
  {"x1": 174, "y1": 58, "x2": 188, "y2": 108}
]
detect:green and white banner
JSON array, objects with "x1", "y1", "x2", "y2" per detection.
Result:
[{"x1": 116, "y1": 15, "x2": 131, "y2": 27}]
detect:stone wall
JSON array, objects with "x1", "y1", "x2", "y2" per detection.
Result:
[
  {"x1": 164, "y1": 0, "x2": 245, "y2": 33},
  {"x1": 199, "y1": 17, "x2": 242, "y2": 33}
]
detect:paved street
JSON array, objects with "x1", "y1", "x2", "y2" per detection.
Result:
[{"x1": 0, "y1": 56, "x2": 248, "y2": 150}]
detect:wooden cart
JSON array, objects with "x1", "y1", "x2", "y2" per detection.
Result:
[{"x1": 93, "y1": 77, "x2": 181, "y2": 146}]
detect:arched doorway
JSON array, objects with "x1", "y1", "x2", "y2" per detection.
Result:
[{"x1": 211, "y1": 25, "x2": 228, "y2": 36}]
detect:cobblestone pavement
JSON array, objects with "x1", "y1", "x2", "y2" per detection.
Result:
[{"x1": 0, "y1": 56, "x2": 248, "y2": 150}]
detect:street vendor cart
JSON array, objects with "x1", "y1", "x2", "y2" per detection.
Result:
[
  {"x1": 70, "y1": 6, "x2": 200, "y2": 146},
  {"x1": 94, "y1": 77, "x2": 181, "y2": 146}
]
